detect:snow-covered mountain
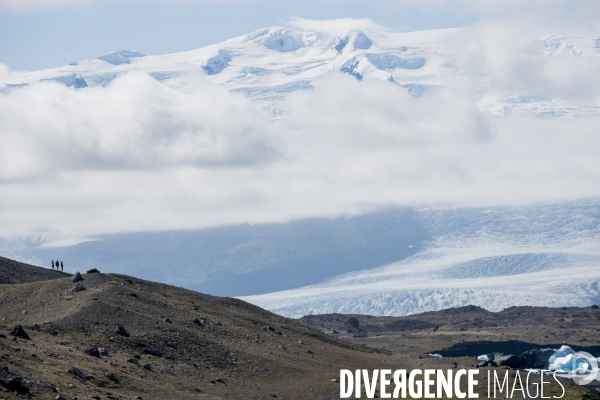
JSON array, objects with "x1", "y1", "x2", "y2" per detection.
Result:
[
  {"x1": 4, "y1": 23, "x2": 600, "y2": 119},
  {"x1": 3, "y1": 21, "x2": 600, "y2": 318}
]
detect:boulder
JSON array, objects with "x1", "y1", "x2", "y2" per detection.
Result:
[
  {"x1": 65, "y1": 283, "x2": 85, "y2": 295},
  {"x1": 143, "y1": 348, "x2": 162, "y2": 357},
  {"x1": 0, "y1": 367, "x2": 28, "y2": 393},
  {"x1": 518, "y1": 348, "x2": 554, "y2": 369},
  {"x1": 87, "y1": 268, "x2": 100, "y2": 273},
  {"x1": 498, "y1": 355, "x2": 520, "y2": 368},
  {"x1": 127, "y1": 358, "x2": 139, "y2": 365},
  {"x1": 143, "y1": 363, "x2": 152, "y2": 371},
  {"x1": 10, "y1": 324, "x2": 30, "y2": 340},
  {"x1": 84, "y1": 346, "x2": 100, "y2": 357},
  {"x1": 67, "y1": 367, "x2": 87, "y2": 379},
  {"x1": 477, "y1": 360, "x2": 497, "y2": 368},
  {"x1": 72, "y1": 272, "x2": 84, "y2": 282},
  {"x1": 115, "y1": 325, "x2": 129, "y2": 337},
  {"x1": 163, "y1": 318, "x2": 172, "y2": 324},
  {"x1": 106, "y1": 373, "x2": 119, "y2": 383},
  {"x1": 98, "y1": 347, "x2": 109, "y2": 356}
]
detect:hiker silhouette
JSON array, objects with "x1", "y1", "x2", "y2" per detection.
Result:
[
  {"x1": 61, "y1": 261, "x2": 64, "y2": 272},
  {"x1": 51, "y1": 260, "x2": 54, "y2": 270}
]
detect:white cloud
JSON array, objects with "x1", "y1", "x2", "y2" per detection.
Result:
[
  {"x1": 288, "y1": 17, "x2": 387, "y2": 34},
  {"x1": 0, "y1": 0, "x2": 88, "y2": 11},
  {"x1": 0, "y1": 71, "x2": 278, "y2": 180},
  {"x1": 285, "y1": 74, "x2": 490, "y2": 148},
  {"x1": 450, "y1": 23, "x2": 600, "y2": 100},
  {"x1": 1, "y1": 20, "x2": 600, "y2": 240}
]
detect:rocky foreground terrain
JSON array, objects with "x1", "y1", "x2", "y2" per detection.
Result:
[
  {"x1": 0, "y1": 257, "x2": 391, "y2": 399},
  {"x1": 1, "y1": 256, "x2": 599, "y2": 399}
]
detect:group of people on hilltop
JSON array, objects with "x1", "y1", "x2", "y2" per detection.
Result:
[{"x1": 52, "y1": 260, "x2": 64, "y2": 272}]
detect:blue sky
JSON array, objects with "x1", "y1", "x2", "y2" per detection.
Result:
[
  {"x1": 3, "y1": 0, "x2": 477, "y2": 70},
  {"x1": 1, "y1": 0, "x2": 596, "y2": 70}
]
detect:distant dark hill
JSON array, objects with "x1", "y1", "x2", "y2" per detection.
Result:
[
  {"x1": 0, "y1": 255, "x2": 68, "y2": 284},
  {"x1": 299, "y1": 304, "x2": 600, "y2": 357}
]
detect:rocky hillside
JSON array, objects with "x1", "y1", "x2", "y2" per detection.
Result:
[
  {"x1": 0, "y1": 258, "x2": 391, "y2": 399},
  {"x1": 1, "y1": 257, "x2": 599, "y2": 399},
  {"x1": 0, "y1": 256, "x2": 68, "y2": 284}
]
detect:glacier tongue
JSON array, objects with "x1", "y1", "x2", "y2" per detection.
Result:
[{"x1": 239, "y1": 200, "x2": 600, "y2": 318}]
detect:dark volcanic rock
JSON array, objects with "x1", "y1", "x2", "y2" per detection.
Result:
[
  {"x1": 115, "y1": 325, "x2": 129, "y2": 337},
  {"x1": 106, "y1": 372, "x2": 119, "y2": 383},
  {"x1": 87, "y1": 268, "x2": 100, "y2": 273},
  {"x1": 143, "y1": 348, "x2": 162, "y2": 357},
  {"x1": 10, "y1": 324, "x2": 30, "y2": 340},
  {"x1": 0, "y1": 367, "x2": 28, "y2": 393},
  {"x1": 72, "y1": 271, "x2": 84, "y2": 282},
  {"x1": 498, "y1": 355, "x2": 520, "y2": 368},
  {"x1": 477, "y1": 360, "x2": 497, "y2": 368},
  {"x1": 143, "y1": 363, "x2": 152, "y2": 371},
  {"x1": 65, "y1": 282, "x2": 86, "y2": 295},
  {"x1": 518, "y1": 348, "x2": 554, "y2": 369},
  {"x1": 67, "y1": 367, "x2": 87, "y2": 379},
  {"x1": 84, "y1": 346, "x2": 100, "y2": 357},
  {"x1": 98, "y1": 347, "x2": 109, "y2": 356}
]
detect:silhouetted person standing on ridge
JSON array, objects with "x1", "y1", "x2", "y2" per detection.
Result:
[
  {"x1": 61, "y1": 261, "x2": 64, "y2": 272},
  {"x1": 51, "y1": 260, "x2": 55, "y2": 270}
]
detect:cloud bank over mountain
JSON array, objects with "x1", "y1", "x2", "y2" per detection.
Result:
[{"x1": 1, "y1": 19, "x2": 600, "y2": 240}]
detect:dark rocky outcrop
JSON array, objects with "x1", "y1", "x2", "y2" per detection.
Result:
[
  {"x1": 84, "y1": 346, "x2": 100, "y2": 357},
  {"x1": 10, "y1": 324, "x2": 30, "y2": 340},
  {"x1": 115, "y1": 325, "x2": 129, "y2": 337},
  {"x1": 498, "y1": 355, "x2": 520, "y2": 368},
  {"x1": 67, "y1": 367, "x2": 87, "y2": 379},
  {"x1": 65, "y1": 282, "x2": 86, "y2": 295},
  {"x1": 0, "y1": 367, "x2": 28, "y2": 393},
  {"x1": 477, "y1": 360, "x2": 497, "y2": 368},
  {"x1": 518, "y1": 348, "x2": 555, "y2": 369},
  {"x1": 72, "y1": 271, "x2": 84, "y2": 282},
  {"x1": 143, "y1": 348, "x2": 162, "y2": 357}
]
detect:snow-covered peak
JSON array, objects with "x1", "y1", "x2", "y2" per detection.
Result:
[{"x1": 3, "y1": 23, "x2": 600, "y2": 119}]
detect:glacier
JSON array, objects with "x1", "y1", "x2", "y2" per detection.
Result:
[
  {"x1": 239, "y1": 199, "x2": 600, "y2": 317},
  {"x1": 3, "y1": 199, "x2": 600, "y2": 317}
]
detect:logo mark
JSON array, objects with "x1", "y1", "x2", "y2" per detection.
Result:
[{"x1": 570, "y1": 351, "x2": 598, "y2": 386}]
